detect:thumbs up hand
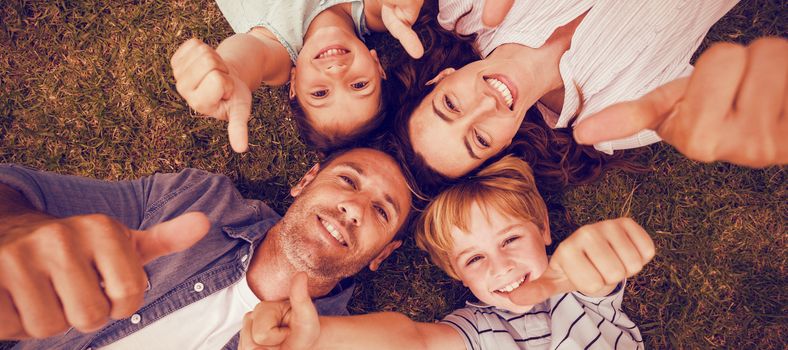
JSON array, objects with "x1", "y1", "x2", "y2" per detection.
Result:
[
  {"x1": 510, "y1": 218, "x2": 655, "y2": 306},
  {"x1": 0, "y1": 212, "x2": 210, "y2": 340},
  {"x1": 171, "y1": 38, "x2": 253, "y2": 153},
  {"x1": 239, "y1": 272, "x2": 320, "y2": 350},
  {"x1": 380, "y1": 0, "x2": 425, "y2": 59}
]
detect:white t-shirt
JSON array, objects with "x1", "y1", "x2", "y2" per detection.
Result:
[
  {"x1": 101, "y1": 275, "x2": 259, "y2": 350},
  {"x1": 438, "y1": 0, "x2": 738, "y2": 154}
]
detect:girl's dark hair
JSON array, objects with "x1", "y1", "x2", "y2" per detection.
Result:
[{"x1": 385, "y1": 0, "x2": 645, "y2": 202}]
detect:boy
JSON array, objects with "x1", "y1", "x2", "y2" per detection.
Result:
[
  {"x1": 171, "y1": 0, "x2": 424, "y2": 153},
  {"x1": 238, "y1": 156, "x2": 655, "y2": 349}
]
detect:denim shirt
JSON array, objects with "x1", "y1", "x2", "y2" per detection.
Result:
[{"x1": 0, "y1": 165, "x2": 355, "y2": 350}]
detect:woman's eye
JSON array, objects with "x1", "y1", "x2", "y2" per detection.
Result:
[
  {"x1": 475, "y1": 131, "x2": 490, "y2": 148},
  {"x1": 444, "y1": 95, "x2": 459, "y2": 112},
  {"x1": 339, "y1": 175, "x2": 356, "y2": 189},
  {"x1": 466, "y1": 256, "x2": 482, "y2": 266},
  {"x1": 311, "y1": 89, "x2": 328, "y2": 98},
  {"x1": 374, "y1": 206, "x2": 389, "y2": 222},
  {"x1": 351, "y1": 81, "x2": 369, "y2": 90}
]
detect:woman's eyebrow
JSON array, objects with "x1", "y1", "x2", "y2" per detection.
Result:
[{"x1": 432, "y1": 97, "x2": 453, "y2": 123}]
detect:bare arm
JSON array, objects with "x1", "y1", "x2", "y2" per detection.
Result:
[
  {"x1": 362, "y1": 0, "x2": 424, "y2": 58},
  {"x1": 217, "y1": 28, "x2": 292, "y2": 88}
]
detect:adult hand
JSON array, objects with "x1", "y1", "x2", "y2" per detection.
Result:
[
  {"x1": 509, "y1": 218, "x2": 655, "y2": 306},
  {"x1": 0, "y1": 212, "x2": 210, "y2": 339},
  {"x1": 171, "y1": 38, "x2": 253, "y2": 153},
  {"x1": 482, "y1": 0, "x2": 514, "y2": 27},
  {"x1": 381, "y1": 0, "x2": 425, "y2": 59},
  {"x1": 239, "y1": 272, "x2": 320, "y2": 350},
  {"x1": 574, "y1": 37, "x2": 788, "y2": 168}
]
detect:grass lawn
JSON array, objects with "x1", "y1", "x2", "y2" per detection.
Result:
[{"x1": 1, "y1": 0, "x2": 786, "y2": 348}]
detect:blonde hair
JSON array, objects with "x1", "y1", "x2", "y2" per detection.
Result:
[{"x1": 415, "y1": 155, "x2": 548, "y2": 280}]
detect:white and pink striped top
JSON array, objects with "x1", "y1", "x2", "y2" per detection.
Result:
[{"x1": 437, "y1": 0, "x2": 738, "y2": 154}]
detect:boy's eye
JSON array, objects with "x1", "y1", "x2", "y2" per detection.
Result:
[
  {"x1": 311, "y1": 89, "x2": 328, "y2": 98},
  {"x1": 502, "y1": 236, "x2": 519, "y2": 247},
  {"x1": 374, "y1": 205, "x2": 389, "y2": 222},
  {"x1": 474, "y1": 130, "x2": 490, "y2": 148},
  {"x1": 466, "y1": 255, "x2": 482, "y2": 266},
  {"x1": 339, "y1": 175, "x2": 356, "y2": 189},
  {"x1": 444, "y1": 95, "x2": 459, "y2": 112},
  {"x1": 351, "y1": 81, "x2": 369, "y2": 90}
]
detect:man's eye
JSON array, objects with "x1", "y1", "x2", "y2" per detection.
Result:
[
  {"x1": 351, "y1": 81, "x2": 369, "y2": 90},
  {"x1": 466, "y1": 255, "x2": 482, "y2": 266},
  {"x1": 311, "y1": 89, "x2": 328, "y2": 98},
  {"x1": 339, "y1": 175, "x2": 356, "y2": 189},
  {"x1": 444, "y1": 95, "x2": 459, "y2": 112},
  {"x1": 475, "y1": 130, "x2": 490, "y2": 148},
  {"x1": 374, "y1": 205, "x2": 389, "y2": 222}
]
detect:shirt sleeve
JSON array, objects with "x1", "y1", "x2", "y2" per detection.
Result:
[
  {"x1": 550, "y1": 280, "x2": 644, "y2": 349},
  {"x1": 439, "y1": 307, "x2": 480, "y2": 350}
]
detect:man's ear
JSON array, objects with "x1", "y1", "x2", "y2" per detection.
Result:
[
  {"x1": 291, "y1": 163, "x2": 321, "y2": 197},
  {"x1": 368, "y1": 240, "x2": 402, "y2": 271},
  {"x1": 370, "y1": 49, "x2": 387, "y2": 80},
  {"x1": 426, "y1": 68, "x2": 456, "y2": 86},
  {"x1": 289, "y1": 67, "x2": 297, "y2": 100}
]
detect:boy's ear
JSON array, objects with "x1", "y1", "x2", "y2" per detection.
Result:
[
  {"x1": 291, "y1": 163, "x2": 321, "y2": 197},
  {"x1": 426, "y1": 68, "x2": 456, "y2": 86},
  {"x1": 368, "y1": 240, "x2": 402, "y2": 271},
  {"x1": 289, "y1": 67, "x2": 297, "y2": 100},
  {"x1": 370, "y1": 49, "x2": 386, "y2": 80}
]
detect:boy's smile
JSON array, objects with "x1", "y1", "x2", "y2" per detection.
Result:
[{"x1": 448, "y1": 201, "x2": 551, "y2": 313}]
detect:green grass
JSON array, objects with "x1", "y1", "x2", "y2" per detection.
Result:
[{"x1": 1, "y1": 0, "x2": 786, "y2": 349}]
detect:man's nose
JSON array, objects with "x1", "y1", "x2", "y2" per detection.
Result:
[{"x1": 338, "y1": 200, "x2": 362, "y2": 226}]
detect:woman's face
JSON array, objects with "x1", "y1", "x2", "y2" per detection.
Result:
[{"x1": 408, "y1": 59, "x2": 541, "y2": 178}]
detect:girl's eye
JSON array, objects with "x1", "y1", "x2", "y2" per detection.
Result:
[
  {"x1": 311, "y1": 89, "x2": 328, "y2": 98},
  {"x1": 503, "y1": 236, "x2": 519, "y2": 247},
  {"x1": 339, "y1": 175, "x2": 356, "y2": 189},
  {"x1": 466, "y1": 255, "x2": 482, "y2": 266},
  {"x1": 475, "y1": 130, "x2": 490, "y2": 148},
  {"x1": 444, "y1": 95, "x2": 459, "y2": 112},
  {"x1": 351, "y1": 81, "x2": 369, "y2": 90},
  {"x1": 374, "y1": 205, "x2": 389, "y2": 222}
]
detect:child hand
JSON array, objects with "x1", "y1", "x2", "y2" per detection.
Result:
[
  {"x1": 171, "y1": 38, "x2": 252, "y2": 153},
  {"x1": 574, "y1": 37, "x2": 788, "y2": 168},
  {"x1": 381, "y1": 0, "x2": 425, "y2": 58},
  {"x1": 482, "y1": 0, "x2": 514, "y2": 27},
  {"x1": 238, "y1": 273, "x2": 320, "y2": 350},
  {"x1": 509, "y1": 218, "x2": 656, "y2": 306}
]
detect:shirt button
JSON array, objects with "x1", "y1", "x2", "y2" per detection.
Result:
[
  {"x1": 241, "y1": 254, "x2": 248, "y2": 263},
  {"x1": 194, "y1": 282, "x2": 205, "y2": 292},
  {"x1": 130, "y1": 314, "x2": 141, "y2": 324}
]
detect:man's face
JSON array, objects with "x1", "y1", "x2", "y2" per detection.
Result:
[{"x1": 277, "y1": 148, "x2": 412, "y2": 280}]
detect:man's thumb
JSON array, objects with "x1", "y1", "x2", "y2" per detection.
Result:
[
  {"x1": 283, "y1": 272, "x2": 320, "y2": 350},
  {"x1": 574, "y1": 78, "x2": 689, "y2": 145},
  {"x1": 133, "y1": 212, "x2": 211, "y2": 264}
]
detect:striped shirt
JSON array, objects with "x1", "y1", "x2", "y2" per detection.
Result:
[
  {"x1": 437, "y1": 0, "x2": 737, "y2": 154},
  {"x1": 441, "y1": 282, "x2": 642, "y2": 350}
]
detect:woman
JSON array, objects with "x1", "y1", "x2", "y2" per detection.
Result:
[{"x1": 386, "y1": 0, "x2": 738, "y2": 196}]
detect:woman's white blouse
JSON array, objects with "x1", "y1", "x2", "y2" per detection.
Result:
[{"x1": 438, "y1": 0, "x2": 738, "y2": 154}]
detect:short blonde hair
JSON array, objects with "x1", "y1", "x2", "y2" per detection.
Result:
[{"x1": 415, "y1": 155, "x2": 548, "y2": 280}]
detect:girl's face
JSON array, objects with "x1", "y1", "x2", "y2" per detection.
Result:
[
  {"x1": 292, "y1": 26, "x2": 386, "y2": 138},
  {"x1": 448, "y1": 202, "x2": 551, "y2": 313},
  {"x1": 408, "y1": 59, "x2": 542, "y2": 178}
]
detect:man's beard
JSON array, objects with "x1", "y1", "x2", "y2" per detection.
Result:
[{"x1": 277, "y1": 195, "x2": 377, "y2": 281}]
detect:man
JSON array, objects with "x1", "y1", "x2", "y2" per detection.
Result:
[{"x1": 0, "y1": 147, "x2": 413, "y2": 349}]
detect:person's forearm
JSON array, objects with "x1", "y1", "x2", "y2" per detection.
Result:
[
  {"x1": 362, "y1": 0, "x2": 386, "y2": 32},
  {"x1": 316, "y1": 312, "x2": 430, "y2": 350},
  {"x1": 215, "y1": 31, "x2": 292, "y2": 88}
]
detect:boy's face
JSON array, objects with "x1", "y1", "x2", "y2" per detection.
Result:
[
  {"x1": 448, "y1": 202, "x2": 551, "y2": 313},
  {"x1": 292, "y1": 26, "x2": 385, "y2": 138}
]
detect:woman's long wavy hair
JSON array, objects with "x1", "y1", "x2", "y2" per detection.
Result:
[{"x1": 384, "y1": 1, "x2": 645, "y2": 202}]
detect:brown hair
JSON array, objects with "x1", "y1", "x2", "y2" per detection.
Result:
[
  {"x1": 415, "y1": 156, "x2": 548, "y2": 280},
  {"x1": 385, "y1": 2, "x2": 645, "y2": 201}
]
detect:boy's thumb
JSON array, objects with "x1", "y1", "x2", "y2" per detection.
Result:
[
  {"x1": 132, "y1": 212, "x2": 211, "y2": 265},
  {"x1": 509, "y1": 268, "x2": 573, "y2": 306}
]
